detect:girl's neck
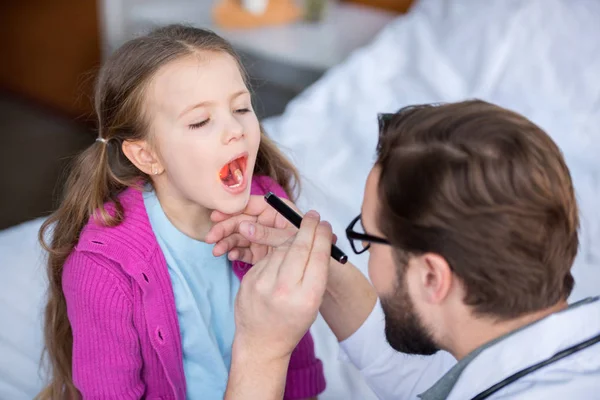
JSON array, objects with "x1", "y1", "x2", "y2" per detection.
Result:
[{"x1": 154, "y1": 185, "x2": 213, "y2": 242}]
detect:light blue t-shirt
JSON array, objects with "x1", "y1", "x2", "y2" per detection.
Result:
[{"x1": 143, "y1": 190, "x2": 240, "y2": 399}]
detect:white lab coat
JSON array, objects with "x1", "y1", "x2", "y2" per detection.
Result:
[{"x1": 339, "y1": 297, "x2": 600, "y2": 399}]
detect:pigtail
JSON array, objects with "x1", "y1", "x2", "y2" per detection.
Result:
[{"x1": 37, "y1": 139, "x2": 125, "y2": 399}]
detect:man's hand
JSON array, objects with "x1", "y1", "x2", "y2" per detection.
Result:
[
  {"x1": 224, "y1": 211, "x2": 333, "y2": 400},
  {"x1": 233, "y1": 210, "x2": 332, "y2": 360},
  {"x1": 206, "y1": 195, "x2": 336, "y2": 265},
  {"x1": 208, "y1": 194, "x2": 375, "y2": 345},
  {"x1": 205, "y1": 195, "x2": 299, "y2": 264}
]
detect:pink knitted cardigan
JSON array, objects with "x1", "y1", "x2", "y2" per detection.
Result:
[{"x1": 62, "y1": 176, "x2": 325, "y2": 399}]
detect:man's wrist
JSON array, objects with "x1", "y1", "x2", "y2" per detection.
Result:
[
  {"x1": 324, "y1": 258, "x2": 360, "y2": 300},
  {"x1": 320, "y1": 259, "x2": 378, "y2": 341},
  {"x1": 226, "y1": 336, "x2": 291, "y2": 400},
  {"x1": 231, "y1": 335, "x2": 292, "y2": 368}
]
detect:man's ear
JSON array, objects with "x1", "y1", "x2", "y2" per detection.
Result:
[
  {"x1": 122, "y1": 139, "x2": 163, "y2": 176},
  {"x1": 414, "y1": 253, "x2": 453, "y2": 305}
]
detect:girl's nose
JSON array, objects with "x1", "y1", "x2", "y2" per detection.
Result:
[{"x1": 222, "y1": 114, "x2": 244, "y2": 144}]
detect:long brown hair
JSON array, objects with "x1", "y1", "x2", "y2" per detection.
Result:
[{"x1": 37, "y1": 24, "x2": 299, "y2": 399}]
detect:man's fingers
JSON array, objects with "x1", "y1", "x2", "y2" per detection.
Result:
[
  {"x1": 277, "y1": 211, "x2": 321, "y2": 284},
  {"x1": 227, "y1": 249, "x2": 240, "y2": 261},
  {"x1": 207, "y1": 195, "x2": 299, "y2": 244},
  {"x1": 227, "y1": 247, "x2": 255, "y2": 264},
  {"x1": 207, "y1": 215, "x2": 291, "y2": 248},
  {"x1": 253, "y1": 238, "x2": 290, "y2": 287},
  {"x1": 212, "y1": 233, "x2": 251, "y2": 257},
  {"x1": 239, "y1": 220, "x2": 297, "y2": 247},
  {"x1": 205, "y1": 214, "x2": 256, "y2": 244},
  {"x1": 210, "y1": 210, "x2": 233, "y2": 223},
  {"x1": 257, "y1": 198, "x2": 302, "y2": 230},
  {"x1": 301, "y1": 221, "x2": 333, "y2": 296}
]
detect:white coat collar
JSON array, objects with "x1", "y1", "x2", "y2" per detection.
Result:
[{"x1": 443, "y1": 297, "x2": 600, "y2": 399}]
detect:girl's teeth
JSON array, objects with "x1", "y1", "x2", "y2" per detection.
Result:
[{"x1": 234, "y1": 168, "x2": 243, "y2": 183}]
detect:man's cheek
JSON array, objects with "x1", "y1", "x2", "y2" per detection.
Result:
[{"x1": 368, "y1": 252, "x2": 397, "y2": 296}]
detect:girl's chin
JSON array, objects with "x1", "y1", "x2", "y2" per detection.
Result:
[{"x1": 215, "y1": 191, "x2": 251, "y2": 215}]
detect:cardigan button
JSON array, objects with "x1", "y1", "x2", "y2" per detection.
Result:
[{"x1": 156, "y1": 327, "x2": 165, "y2": 343}]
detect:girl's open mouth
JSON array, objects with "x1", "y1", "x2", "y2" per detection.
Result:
[{"x1": 219, "y1": 154, "x2": 248, "y2": 190}]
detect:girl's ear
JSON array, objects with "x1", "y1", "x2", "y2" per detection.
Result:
[{"x1": 122, "y1": 140, "x2": 164, "y2": 176}]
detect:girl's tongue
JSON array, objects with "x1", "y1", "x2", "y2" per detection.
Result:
[{"x1": 219, "y1": 158, "x2": 244, "y2": 188}]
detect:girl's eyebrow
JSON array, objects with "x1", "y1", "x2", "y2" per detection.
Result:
[{"x1": 177, "y1": 90, "x2": 250, "y2": 118}]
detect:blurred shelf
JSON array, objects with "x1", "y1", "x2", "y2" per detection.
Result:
[
  {"x1": 99, "y1": 0, "x2": 395, "y2": 117},
  {"x1": 104, "y1": 0, "x2": 394, "y2": 71}
]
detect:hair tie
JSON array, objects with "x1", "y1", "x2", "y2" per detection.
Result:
[{"x1": 96, "y1": 137, "x2": 108, "y2": 144}]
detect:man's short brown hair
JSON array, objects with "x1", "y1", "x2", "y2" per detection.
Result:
[{"x1": 376, "y1": 100, "x2": 578, "y2": 319}]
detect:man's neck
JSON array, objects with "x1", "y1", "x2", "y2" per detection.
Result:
[{"x1": 448, "y1": 301, "x2": 568, "y2": 360}]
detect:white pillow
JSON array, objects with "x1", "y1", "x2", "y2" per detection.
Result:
[{"x1": 0, "y1": 217, "x2": 47, "y2": 399}]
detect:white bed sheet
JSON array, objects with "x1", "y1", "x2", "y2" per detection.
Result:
[
  {"x1": 0, "y1": 218, "x2": 47, "y2": 399},
  {"x1": 1, "y1": 0, "x2": 599, "y2": 399}
]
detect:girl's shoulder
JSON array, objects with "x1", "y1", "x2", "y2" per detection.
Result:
[
  {"x1": 72, "y1": 186, "x2": 160, "y2": 272},
  {"x1": 78, "y1": 186, "x2": 155, "y2": 246},
  {"x1": 63, "y1": 249, "x2": 134, "y2": 300}
]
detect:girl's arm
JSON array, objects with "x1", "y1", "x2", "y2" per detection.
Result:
[
  {"x1": 63, "y1": 252, "x2": 144, "y2": 399},
  {"x1": 285, "y1": 333, "x2": 325, "y2": 399}
]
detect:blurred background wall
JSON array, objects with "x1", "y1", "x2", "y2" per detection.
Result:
[
  {"x1": 0, "y1": 1, "x2": 100, "y2": 117},
  {"x1": 0, "y1": 1, "x2": 100, "y2": 229},
  {"x1": 0, "y1": 0, "x2": 405, "y2": 230}
]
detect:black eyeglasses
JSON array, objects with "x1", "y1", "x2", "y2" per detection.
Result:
[{"x1": 345, "y1": 214, "x2": 390, "y2": 255}]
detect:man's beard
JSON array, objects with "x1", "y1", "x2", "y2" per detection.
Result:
[{"x1": 380, "y1": 271, "x2": 439, "y2": 356}]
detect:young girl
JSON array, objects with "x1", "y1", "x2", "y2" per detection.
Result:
[{"x1": 38, "y1": 24, "x2": 325, "y2": 399}]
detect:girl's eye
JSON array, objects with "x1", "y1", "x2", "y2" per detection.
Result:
[
  {"x1": 189, "y1": 119, "x2": 209, "y2": 130},
  {"x1": 235, "y1": 108, "x2": 251, "y2": 114}
]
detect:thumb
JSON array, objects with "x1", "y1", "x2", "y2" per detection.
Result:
[{"x1": 239, "y1": 221, "x2": 296, "y2": 247}]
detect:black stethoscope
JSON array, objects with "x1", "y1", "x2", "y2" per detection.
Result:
[{"x1": 471, "y1": 331, "x2": 600, "y2": 399}]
